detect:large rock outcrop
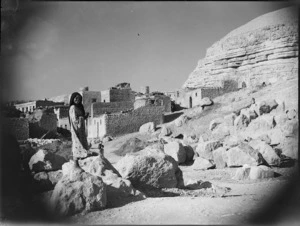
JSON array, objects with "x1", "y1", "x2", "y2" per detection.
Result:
[{"x1": 183, "y1": 7, "x2": 298, "y2": 90}]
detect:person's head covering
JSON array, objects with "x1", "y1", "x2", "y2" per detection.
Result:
[{"x1": 69, "y1": 92, "x2": 85, "y2": 117}]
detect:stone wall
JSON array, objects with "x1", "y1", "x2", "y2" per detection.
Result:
[
  {"x1": 103, "y1": 106, "x2": 164, "y2": 137},
  {"x1": 101, "y1": 89, "x2": 134, "y2": 103},
  {"x1": 91, "y1": 101, "x2": 134, "y2": 117},
  {"x1": 201, "y1": 88, "x2": 223, "y2": 100},
  {"x1": 134, "y1": 95, "x2": 171, "y2": 112},
  {"x1": 3, "y1": 118, "x2": 29, "y2": 140},
  {"x1": 183, "y1": 7, "x2": 298, "y2": 90}
]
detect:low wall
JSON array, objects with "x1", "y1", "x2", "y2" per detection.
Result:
[
  {"x1": 3, "y1": 118, "x2": 29, "y2": 140},
  {"x1": 91, "y1": 101, "x2": 134, "y2": 117},
  {"x1": 105, "y1": 106, "x2": 164, "y2": 137}
]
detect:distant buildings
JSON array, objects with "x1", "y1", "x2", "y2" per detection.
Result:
[
  {"x1": 9, "y1": 83, "x2": 172, "y2": 140},
  {"x1": 14, "y1": 100, "x2": 64, "y2": 113}
]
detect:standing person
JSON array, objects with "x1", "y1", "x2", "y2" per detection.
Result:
[{"x1": 68, "y1": 92, "x2": 93, "y2": 170}]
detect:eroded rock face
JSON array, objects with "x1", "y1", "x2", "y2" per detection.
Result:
[
  {"x1": 115, "y1": 148, "x2": 184, "y2": 190},
  {"x1": 183, "y1": 7, "x2": 298, "y2": 90}
]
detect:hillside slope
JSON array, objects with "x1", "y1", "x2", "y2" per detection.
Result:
[{"x1": 183, "y1": 7, "x2": 298, "y2": 89}]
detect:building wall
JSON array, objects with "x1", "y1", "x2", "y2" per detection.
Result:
[
  {"x1": 88, "y1": 115, "x2": 106, "y2": 138},
  {"x1": 134, "y1": 96, "x2": 171, "y2": 112},
  {"x1": 57, "y1": 118, "x2": 70, "y2": 130},
  {"x1": 101, "y1": 89, "x2": 134, "y2": 103},
  {"x1": 54, "y1": 106, "x2": 69, "y2": 119},
  {"x1": 15, "y1": 100, "x2": 64, "y2": 113},
  {"x1": 91, "y1": 101, "x2": 134, "y2": 117},
  {"x1": 174, "y1": 87, "x2": 222, "y2": 108},
  {"x1": 15, "y1": 101, "x2": 36, "y2": 113},
  {"x1": 105, "y1": 106, "x2": 164, "y2": 137},
  {"x1": 201, "y1": 88, "x2": 223, "y2": 100},
  {"x1": 100, "y1": 90, "x2": 111, "y2": 102},
  {"x1": 79, "y1": 91, "x2": 102, "y2": 114},
  {"x1": 3, "y1": 118, "x2": 29, "y2": 140}
]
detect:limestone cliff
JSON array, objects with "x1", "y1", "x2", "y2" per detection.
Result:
[{"x1": 183, "y1": 7, "x2": 298, "y2": 90}]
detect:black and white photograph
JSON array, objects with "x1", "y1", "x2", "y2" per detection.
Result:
[{"x1": 0, "y1": 0, "x2": 299, "y2": 225}]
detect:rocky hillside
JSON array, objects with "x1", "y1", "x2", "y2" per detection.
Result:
[{"x1": 183, "y1": 7, "x2": 298, "y2": 89}]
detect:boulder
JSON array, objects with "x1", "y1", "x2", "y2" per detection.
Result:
[
  {"x1": 198, "y1": 133, "x2": 210, "y2": 143},
  {"x1": 240, "y1": 108, "x2": 258, "y2": 121},
  {"x1": 245, "y1": 114, "x2": 275, "y2": 137},
  {"x1": 139, "y1": 122, "x2": 155, "y2": 134},
  {"x1": 209, "y1": 118, "x2": 224, "y2": 131},
  {"x1": 256, "y1": 134, "x2": 271, "y2": 145},
  {"x1": 267, "y1": 128, "x2": 284, "y2": 146},
  {"x1": 33, "y1": 172, "x2": 53, "y2": 192},
  {"x1": 29, "y1": 149, "x2": 67, "y2": 173},
  {"x1": 195, "y1": 140, "x2": 222, "y2": 160},
  {"x1": 274, "y1": 113, "x2": 289, "y2": 127},
  {"x1": 248, "y1": 139, "x2": 280, "y2": 166},
  {"x1": 192, "y1": 157, "x2": 215, "y2": 170},
  {"x1": 199, "y1": 97, "x2": 213, "y2": 107},
  {"x1": 26, "y1": 139, "x2": 64, "y2": 153},
  {"x1": 20, "y1": 143, "x2": 37, "y2": 171},
  {"x1": 164, "y1": 141, "x2": 186, "y2": 164},
  {"x1": 184, "y1": 145, "x2": 195, "y2": 163},
  {"x1": 259, "y1": 99, "x2": 278, "y2": 115},
  {"x1": 211, "y1": 124, "x2": 231, "y2": 140},
  {"x1": 102, "y1": 136, "x2": 113, "y2": 143},
  {"x1": 224, "y1": 113, "x2": 237, "y2": 126},
  {"x1": 48, "y1": 170, "x2": 63, "y2": 186},
  {"x1": 212, "y1": 147, "x2": 228, "y2": 169},
  {"x1": 114, "y1": 137, "x2": 148, "y2": 156},
  {"x1": 183, "y1": 134, "x2": 198, "y2": 144},
  {"x1": 50, "y1": 164, "x2": 107, "y2": 216},
  {"x1": 174, "y1": 115, "x2": 188, "y2": 127},
  {"x1": 232, "y1": 165, "x2": 251, "y2": 180},
  {"x1": 280, "y1": 119, "x2": 298, "y2": 138},
  {"x1": 115, "y1": 148, "x2": 184, "y2": 190},
  {"x1": 234, "y1": 114, "x2": 250, "y2": 130},
  {"x1": 249, "y1": 165, "x2": 274, "y2": 180},
  {"x1": 223, "y1": 135, "x2": 243, "y2": 150},
  {"x1": 32, "y1": 170, "x2": 63, "y2": 192},
  {"x1": 79, "y1": 156, "x2": 145, "y2": 204},
  {"x1": 226, "y1": 143, "x2": 265, "y2": 167},
  {"x1": 278, "y1": 137, "x2": 298, "y2": 159},
  {"x1": 160, "y1": 126, "x2": 172, "y2": 137},
  {"x1": 286, "y1": 109, "x2": 297, "y2": 120}
]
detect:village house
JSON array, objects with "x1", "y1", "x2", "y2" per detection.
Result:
[
  {"x1": 53, "y1": 105, "x2": 70, "y2": 130},
  {"x1": 88, "y1": 106, "x2": 164, "y2": 138},
  {"x1": 14, "y1": 100, "x2": 64, "y2": 113},
  {"x1": 170, "y1": 79, "x2": 240, "y2": 109}
]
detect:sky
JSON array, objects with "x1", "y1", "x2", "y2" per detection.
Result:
[{"x1": 1, "y1": 1, "x2": 294, "y2": 101}]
